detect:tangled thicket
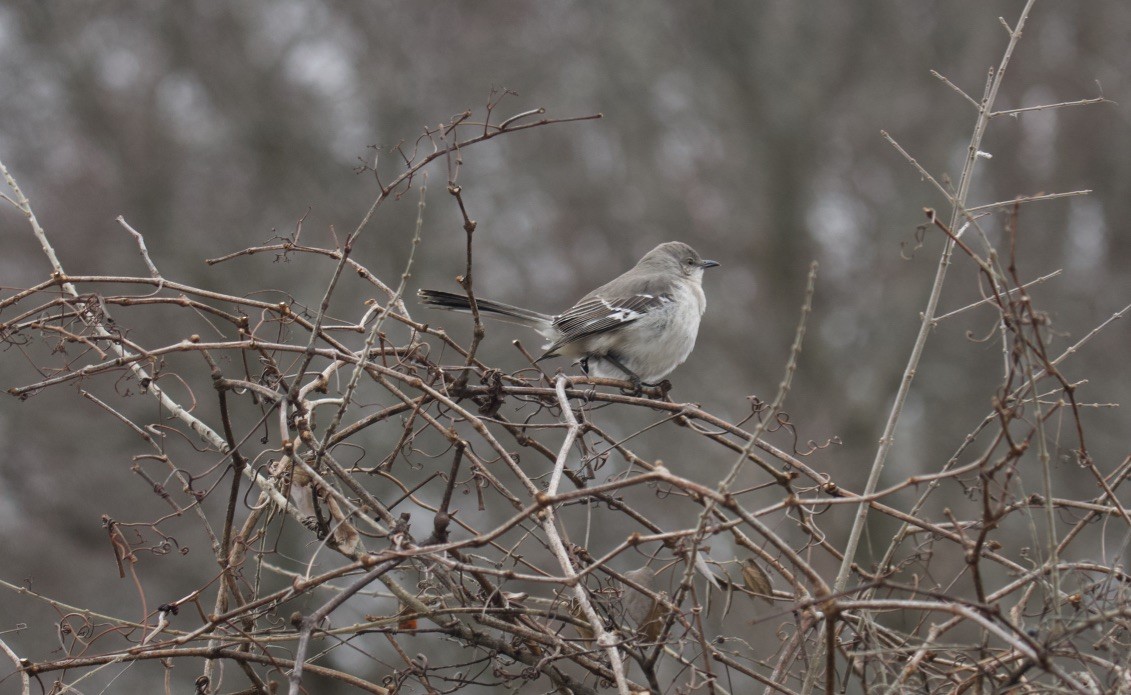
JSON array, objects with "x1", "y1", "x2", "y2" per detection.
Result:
[{"x1": 3, "y1": 9, "x2": 1130, "y2": 695}]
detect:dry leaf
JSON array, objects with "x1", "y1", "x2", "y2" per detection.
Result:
[
  {"x1": 741, "y1": 558, "x2": 774, "y2": 604},
  {"x1": 324, "y1": 494, "x2": 361, "y2": 556},
  {"x1": 639, "y1": 592, "x2": 670, "y2": 641},
  {"x1": 622, "y1": 566, "x2": 669, "y2": 641},
  {"x1": 396, "y1": 602, "x2": 418, "y2": 631},
  {"x1": 568, "y1": 598, "x2": 595, "y2": 642}
]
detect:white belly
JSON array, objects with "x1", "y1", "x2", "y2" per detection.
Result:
[{"x1": 584, "y1": 283, "x2": 705, "y2": 383}]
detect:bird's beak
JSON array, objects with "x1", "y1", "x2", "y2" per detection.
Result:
[{"x1": 700, "y1": 259, "x2": 720, "y2": 269}]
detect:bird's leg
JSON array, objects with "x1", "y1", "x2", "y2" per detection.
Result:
[{"x1": 603, "y1": 353, "x2": 643, "y2": 395}]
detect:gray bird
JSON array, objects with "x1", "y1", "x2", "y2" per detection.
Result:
[{"x1": 417, "y1": 241, "x2": 718, "y2": 390}]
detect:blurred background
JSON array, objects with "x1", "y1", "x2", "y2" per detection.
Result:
[{"x1": 1, "y1": 1, "x2": 1129, "y2": 691}]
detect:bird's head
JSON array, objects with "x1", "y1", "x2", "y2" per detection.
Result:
[{"x1": 638, "y1": 241, "x2": 720, "y2": 280}]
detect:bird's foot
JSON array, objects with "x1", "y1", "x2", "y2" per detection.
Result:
[{"x1": 620, "y1": 374, "x2": 643, "y2": 397}]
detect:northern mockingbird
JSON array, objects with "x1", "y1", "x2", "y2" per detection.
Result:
[{"x1": 418, "y1": 241, "x2": 718, "y2": 390}]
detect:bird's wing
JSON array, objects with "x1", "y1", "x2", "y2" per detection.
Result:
[{"x1": 541, "y1": 291, "x2": 672, "y2": 357}]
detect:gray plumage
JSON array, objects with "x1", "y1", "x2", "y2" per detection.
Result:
[{"x1": 417, "y1": 241, "x2": 718, "y2": 386}]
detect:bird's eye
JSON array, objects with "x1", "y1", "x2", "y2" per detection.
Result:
[{"x1": 685, "y1": 258, "x2": 694, "y2": 265}]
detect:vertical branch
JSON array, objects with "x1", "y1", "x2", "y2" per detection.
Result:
[
  {"x1": 317, "y1": 179, "x2": 427, "y2": 449},
  {"x1": 207, "y1": 364, "x2": 254, "y2": 687},
  {"x1": 832, "y1": 0, "x2": 1038, "y2": 596},
  {"x1": 543, "y1": 375, "x2": 631, "y2": 695},
  {"x1": 427, "y1": 442, "x2": 465, "y2": 545},
  {"x1": 449, "y1": 183, "x2": 482, "y2": 393}
]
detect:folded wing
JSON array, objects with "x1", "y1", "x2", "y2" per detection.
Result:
[{"x1": 541, "y1": 292, "x2": 671, "y2": 357}]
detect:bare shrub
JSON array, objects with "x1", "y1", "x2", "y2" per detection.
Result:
[{"x1": 2, "y1": 7, "x2": 1127, "y2": 695}]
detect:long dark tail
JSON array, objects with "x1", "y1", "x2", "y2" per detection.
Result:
[{"x1": 416, "y1": 289, "x2": 552, "y2": 330}]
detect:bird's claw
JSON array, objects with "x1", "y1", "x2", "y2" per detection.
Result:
[{"x1": 620, "y1": 375, "x2": 643, "y2": 396}]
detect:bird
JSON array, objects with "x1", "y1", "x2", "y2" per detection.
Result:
[{"x1": 417, "y1": 241, "x2": 718, "y2": 391}]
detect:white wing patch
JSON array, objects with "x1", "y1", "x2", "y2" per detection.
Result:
[
  {"x1": 543, "y1": 292, "x2": 672, "y2": 357},
  {"x1": 595, "y1": 298, "x2": 642, "y2": 326}
]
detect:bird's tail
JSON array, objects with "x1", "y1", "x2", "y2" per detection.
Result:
[{"x1": 417, "y1": 289, "x2": 553, "y2": 332}]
